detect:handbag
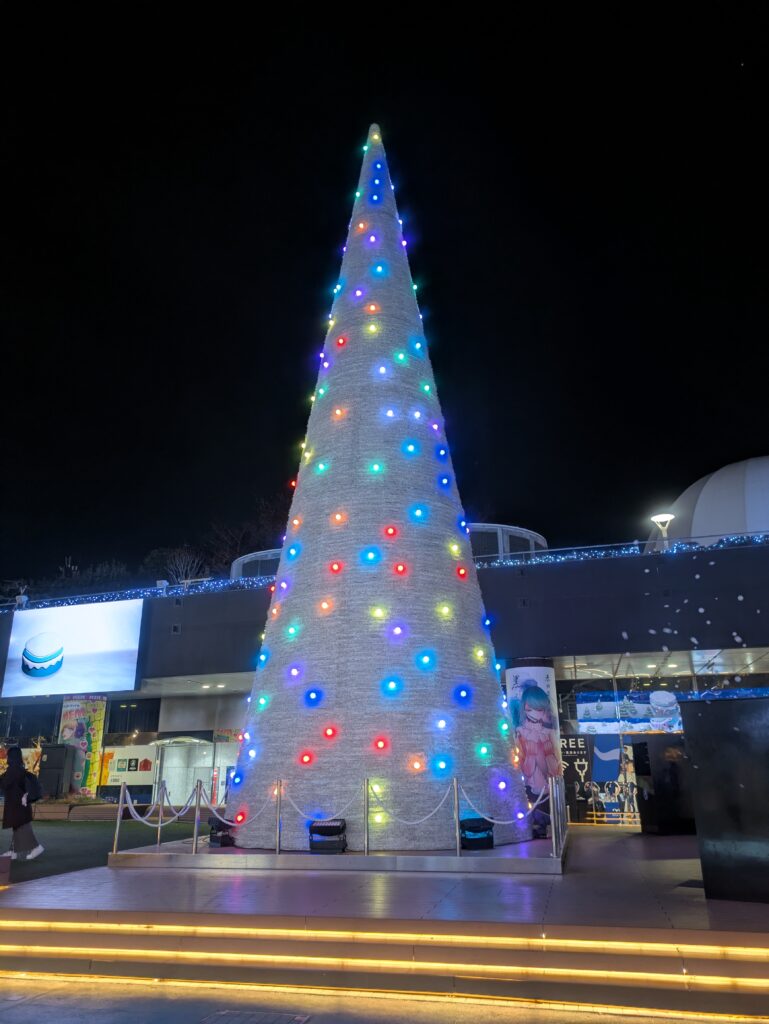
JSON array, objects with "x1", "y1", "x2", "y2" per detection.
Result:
[{"x1": 24, "y1": 771, "x2": 42, "y2": 803}]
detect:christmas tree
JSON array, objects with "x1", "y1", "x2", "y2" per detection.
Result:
[{"x1": 229, "y1": 125, "x2": 530, "y2": 850}]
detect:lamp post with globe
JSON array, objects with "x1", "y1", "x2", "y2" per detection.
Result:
[{"x1": 651, "y1": 512, "x2": 676, "y2": 550}]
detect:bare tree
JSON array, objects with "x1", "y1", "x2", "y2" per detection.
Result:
[{"x1": 164, "y1": 546, "x2": 206, "y2": 584}]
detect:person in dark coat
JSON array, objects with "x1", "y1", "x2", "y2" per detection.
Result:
[{"x1": 0, "y1": 746, "x2": 44, "y2": 860}]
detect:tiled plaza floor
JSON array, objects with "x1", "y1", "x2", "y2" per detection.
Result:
[{"x1": 1, "y1": 828, "x2": 767, "y2": 936}]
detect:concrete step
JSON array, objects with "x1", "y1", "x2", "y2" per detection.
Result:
[{"x1": 0, "y1": 915, "x2": 768, "y2": 1020}]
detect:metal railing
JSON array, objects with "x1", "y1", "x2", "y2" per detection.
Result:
[{"x1": 111, "y1": 776, "x2": 569, "y2": 860}]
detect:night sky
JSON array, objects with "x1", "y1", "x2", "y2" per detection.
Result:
[{"x1": 3, "y1": 18, "x2": 767, "y2": 581}]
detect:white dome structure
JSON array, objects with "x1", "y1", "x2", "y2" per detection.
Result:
[{"x1": 649, "y1": 457, "x2": 769, "y2": 547}]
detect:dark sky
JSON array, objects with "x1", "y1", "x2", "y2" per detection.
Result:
[{"x1": 2, "y1": 16, "x2": 767, "y2": 580}]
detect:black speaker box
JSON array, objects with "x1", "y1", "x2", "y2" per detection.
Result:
[
  {"x1": 309, "y1": 819, "x2": 346, "y2": 837},
  {"x1": 309, "y1": 834, "x2": 347, "y2": 854},
  {"x1": 40, "y1": 744, "x2": 75, "y2": 773},
  {"x1": 460, "y1": 817, "x2": 494, "y2": 850}
]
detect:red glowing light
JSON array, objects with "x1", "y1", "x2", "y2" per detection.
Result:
[
  {"x1": 269, "y1": 584, "x2": 276, "y2": 592},
  {"x1": 394, "y1": 562, "x2": 408, "y2": 576},
  {"x1": 457, "y1": 566, "x2": 468, "y2": 578},
  {"x1": 237, "y1": 733, "x2": 244, "y2": 743},
  {"x1": 289, "y1": 479, "x2": 297, "y2": 489},
  {"x1": 300, "y1": 751, "x2": 313, "y2": 765},
  {"x1": 324, "y1": 726, "x2": 337, "y2": 739},
  {"x1": 235, "y1": 811, "x2": 246, "y2": 824},
  {"x1": 384, "y1": 525, "x2": 398, "y2": 538},
  {"x1": 330, "y1": 560, "x2": 343, "y2": 574},
  {"x1": 373, "y1": 736, "x2": 388, "y2": 751},
  {"x1": 336, "y1": 336, "x2": 347, "y2": 348}
]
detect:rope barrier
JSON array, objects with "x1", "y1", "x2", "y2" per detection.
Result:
[
  {"x1": 124, "y1": 785, "x2": 195, "y2": 827},
  {"x1": 459, "y1": 784, "x2": 537, "y2": 826},
  {"x1": 201, "y1": 786, "x2": 273, "y2": 827},
  {"x1": 281, "y1": 788, "x2": 360, "y2": 822},
  {"x1": 369, "y1": 782, "x2": 453, "y2": 826}
]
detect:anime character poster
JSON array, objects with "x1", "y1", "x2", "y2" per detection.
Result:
[
  {"x1": 58, "y1": 696, "x2": 107, "y2": 796},
  {"x1": 506, "y1": 666, "x2": 562, "y2": 799}
]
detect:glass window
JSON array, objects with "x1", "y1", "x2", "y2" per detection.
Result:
[{"x1": 107, "y1": 698, "x2": 160, "y2": 735}]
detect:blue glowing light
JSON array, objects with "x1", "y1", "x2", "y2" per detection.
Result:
[
  {"x1": 286, "y1": 544, "x2": 302, "y2": 562},
  {"x1": 380, "y1": 675, "x2": 404, "y2": 698},
  {"x1": 402, "y1": 439, "x2": 420, "y2": 458},
  {"x1": 415, "y1": 649, "x2": 437, "y2": 672},
  {"x1": 435, "y1": 444, "x2": 448, "y2": 461},
  {"x1": 408, "y1": 503, "x2": 429, "y2": 523},
  {"x1": 453, "y1": 684, "x2": 473, "y2": 706},
  {"x1": 360, "y1": 546, "x2": 382, "y2": 566},
  {"x1": 438, "y1": 474, "x2": 451, "y2": 490},
  {"x1": 432, "y1": 754, "x2": 453, "y2": 778},
  {"x1": 304, "y1": 688, "x2": 324, "y2": 708}
]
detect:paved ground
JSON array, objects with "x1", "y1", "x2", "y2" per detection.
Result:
[
  {"x1": 0, "y1": 820, "x2": 193, "y2": 883},
  {"x1": 1, "y1": 828, "x2": 767, "y2": 935},
  {"x1": 0, "y1": 978, "x2": 709, "y2": 1023}
]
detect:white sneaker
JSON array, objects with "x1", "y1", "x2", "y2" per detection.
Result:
[
  {"x1": 1, "y1": 850, "x2": 17, "y2": 859},
  {"x1": 25, "y1": 845, "x2": 44, "y2": 861}
]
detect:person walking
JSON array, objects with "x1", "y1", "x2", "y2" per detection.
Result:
[{"x1": 0, "y1": 747, "x2": 44, "y2": 861}]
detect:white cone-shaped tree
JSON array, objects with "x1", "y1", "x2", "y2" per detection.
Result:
[{"x1": 230, "y1": 125, "x2": 531, "y2": 850}]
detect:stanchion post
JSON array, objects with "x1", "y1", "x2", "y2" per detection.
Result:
[
  {"x1": 363, "y1": 777, "x2": 369, "y2": 856},
  {"x1": 453, "y1": 777, "x2": 461, "y2": 857},
  {"x1": 112, "y1": 781, "x2": 127, "y2": 855},
  {"x1": 275, "y1": 778, "x2": 282, "y2": 854},
  {"x1": 192, "y1": 779, "x2": 202, "y2": 855},
  {"x1": 156, "y1": 782, "x2": 164, "y2": 850},
  {"x1": 549, "y1": 776, "x2": 560, "y2": 858}
]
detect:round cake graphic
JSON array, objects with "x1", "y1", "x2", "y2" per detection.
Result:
[{"x1": 21, "y1": 632, "x2": 64, "y2": 677}]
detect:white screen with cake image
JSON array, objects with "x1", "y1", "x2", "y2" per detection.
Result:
[{"x1": 2, "y1": 599, "x2": 144, "y2": 697}]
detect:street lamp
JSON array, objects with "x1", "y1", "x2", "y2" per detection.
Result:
[{"x1": 651, "y1": 513, "x2": 675, "y2": 550}]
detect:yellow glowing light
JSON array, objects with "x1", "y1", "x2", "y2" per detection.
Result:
[
  {"x1": 437, "y1": 603, "x2": 452, "y2": 618},
  {"x1": 371, "y1": 606, "x2": 386, "y2": 620},
  {"x1": 367, "y1": 323, "x2": 378, "y2": 334},
  {"x1": 371, "y1": 784, "x2": 381, "y2": 794},
  {"x1": 373, "y1": 813, "x2": 383, "y2": 823},
  {"x1": 319, "y1": 599, "x2": 333, "y2": 614},
  {"x1": 310, "y1": 395, "x2": 316, "y2": 403},
  {"x1": 475, "y1": 648, "x2": 486, "y2": 661},
  {"x1": 328, "y1": 318, "x2": 336, "y2": 327},
  {"x1": 449, "y1": 542, "x2": 460, "y2": 555}
]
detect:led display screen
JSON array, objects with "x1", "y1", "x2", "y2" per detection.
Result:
[{"x1": 2, "y1": 600, "x2": 144, "y2": 698}]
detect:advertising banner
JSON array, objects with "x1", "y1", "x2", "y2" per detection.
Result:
[
  {"x1": 58, "y1": 696, "x2": 107, "y2": 796},
  {"x1": 0, "y1": 743, "x2": 42, "y2": 777},
  {"x1": 506, "y1": 663, "x2": 562, "y2": 798},
  {"x1": 100, "y1": 744, "x2": 157, "y2": 787},
  {"x1": 2, "y1": 599, "x2": 144, "y2": 698}
]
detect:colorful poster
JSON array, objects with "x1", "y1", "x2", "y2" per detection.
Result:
[
  {"x1": 100, "y1": 744, "x2": 157, "y2": 787},
  {"x1": 0, "y1": 743, "x2": 42, "y2": 776},
  {"x1": 506, "y1": 666, "x2": 562, "y2": 798},
  {"x1": 58, "y1": 696, "x2": 107, "y2": 796}
]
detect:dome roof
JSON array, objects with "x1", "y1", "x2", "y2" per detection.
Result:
[{"x1": 650, "y1": 457, "x2": 769, "y2": 546}]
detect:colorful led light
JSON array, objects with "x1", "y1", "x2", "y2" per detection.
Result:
[
  {"x1": 385, "y1": 408, "x2": 395, "y2": 418},
  {"x1": 257, "y1": 695, "x2": 269, "y2": 709},
  {"x1": 373, "y1": 736, "x2": 388, "y2": 751},
  {"x1": 367, "y1": 302, "x2": 379, "y2": 313},
  {"x1": 453, "y1": 684, "x2": 473, "y2": 705},
  {"x1": 383, "y1": 525, "x2": 398, "y2": 538},
  {"x1": 304, "y1": 688, "x2": 324, "y2": 707},
  {"x1": 331, "y1": 511, "x2": 346, "y2": 524},
  {"x1": 291, "y1": 517, "x2": 301, "y2": 528},
  {"x1": 319, "y1": 598, "x2": 333, "y2": 613},
  {"x1": 402, "y1": 439, "x2": 419, "y2": 457},
  {"x1": 286, "y1": 544, "x2": 301, "y2": 561},
  {"x1": 316, "y1": 461, "x2": 329, "y2": 474},
  {"x1": 457, "y1": 566, "x2": 468, "y2": 579},
  {"x1": 336, "y1": 335, "x2": 347, "y2": 347},
  {"x1": 437, "y1": 718, "x2": 447, "y2": 729},
  {"x1": 248, "y1": 749, "x2": 256, "y2": 759},
  {"x1": 381, "y1": 675, "x2": 403, "y2": 698},
  {"x1": 409, "y1": 504, "x2": 428, "y2": 522},
  {"x1": 436, "y1": 445, "x2": 448, "y2": 460},
  {"x1": 478, "y1": 743, "x2": 490, "y2": 757},
  {"x1": 394, "y1": 562, "x2": 408, "y2": 576},
  {"x1": 300, "y1": 751, "x2": 313, "y2": 765},
  {"x1": 235, "y1": 811, "x2": 246, "y2": 824},
  {"x1": 286, "y1": 622, "x2": 300, "y2": 638},
  {"x1": 415, "y1": 649, "x2": 437, "y2": 671},
  {"x1": 333, "y1": 407, "x2": 346, "y2": 419},
  {"x1": 369, "y1": 461, "x2": 384, "y2": 474},
  {"x1": 394, "y1": 350, "x2": 408, "y2": 364},
  {"x1": 421, "y1": 382, "x2": 431, "y2": 393},
  {"x1": 323, "y1": 726, "x2": 337, "y2": 739},
  {"x1": 368, "y1": 323, "x2": 379, "y2": 334},
  {"x1": 361, "y1": 546, "x2": 382, "y2": 565},
  {"x1": 498, "y1": 781, "x2": 507, "y2": 791},
  {"x1": 438, "y1": 474, "x2": 451, "y2": 488},
  {"x1": 370, "y1": 606, "x2": 386, "y2": 619},
  {"x1": 329, "y1": 560, "x2": 343, "y2": 574},
  {"x1": 437, "y1": 603, "x2": 452, "y2": 618}
]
